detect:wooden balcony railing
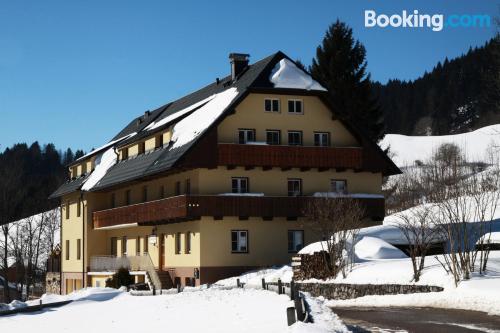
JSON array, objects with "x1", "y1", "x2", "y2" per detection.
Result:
[
  {"x1": 217, "y1": 144, "x2": 362, "y2": 169},
  {"x1": 93, "y1": 195, "x2": 385, "y2": 229}
]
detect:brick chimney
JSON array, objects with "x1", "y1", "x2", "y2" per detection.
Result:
[{"x1": 229, "y1": 53, "x2": 250, "y2": 80}]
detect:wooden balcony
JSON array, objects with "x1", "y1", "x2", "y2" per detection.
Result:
[
  {"x1": 217, "y1": 144, "x2": 362, "y2": 170},
  {"x1": 93, "y1": 195, "x2": 385, "y2": 229}
]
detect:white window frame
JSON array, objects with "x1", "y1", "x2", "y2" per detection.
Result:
[
  {"x1": 288, "y1": 131, "x2": 303, "y2": 146},
  {"x1": 266, "y1": 130, "x2": 281, "y2": 145},
  {"x1": 288, "y1": 230, "x2": 304, "y2": 253},
  {"x1": 287, "y1": 99, "x2": 303, "y2": 114},
  {"x1": 314, "y1": 132, "x2": 330, "y2": 147},
  {"x1": 231, "y1": 230, "x2": 248, "y2": 253},
  {"x1": 331, "y1": 179, "x2": 347, "y2": 194},
  {"x1": 264, "y1": 98, "x2": 280, "y2": 113},
  {"x1": 288, "y1": 178, "x2": 302, "y2": 197},
  {"x1": 238, "y1": 129, "x2": 256, "y2": 144},
  {"x1": 232, "y1": 177, "x2": 249, "y2": 193}
]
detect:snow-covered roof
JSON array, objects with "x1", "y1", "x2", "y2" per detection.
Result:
[
  {"x1": 51, "y1": 51, "x2": 397, "y2": 196},
  {"x1": 269, "y1": 59, "x2": 326, "y2": 91}
]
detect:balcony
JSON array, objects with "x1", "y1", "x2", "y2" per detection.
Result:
[
  {"x1": 93, "y1": 195, "x2": 385, "y2": 229},
  {"x1": 217, "y1": 143, "x2": 362, "y2": 170}
]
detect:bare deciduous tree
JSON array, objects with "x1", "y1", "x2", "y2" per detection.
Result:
[
  {"x1": 302, "y1": 196, "x2": 365, "y2": 279},
  {"x1": 396, "y1": 204, "x2": 440, "y2": 282}
]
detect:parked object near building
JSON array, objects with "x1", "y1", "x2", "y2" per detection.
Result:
[{"x1": 49, "y1": 51, "x2": 400, "y2": 293}]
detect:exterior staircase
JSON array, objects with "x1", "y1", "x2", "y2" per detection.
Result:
[{"x1": 156, "y1": 270, "x2": 174, "y2": 289}]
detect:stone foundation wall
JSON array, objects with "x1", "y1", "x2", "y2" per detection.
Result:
[
  {"x1": 45, "y1": 272, "x2": 61, "y2": 295},
  {"x1": 295, "y1": 283, "x2": 443, "y2": 300}
]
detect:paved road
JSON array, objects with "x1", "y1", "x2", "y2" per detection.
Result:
[{"x1": 332, "y1": 307, "x2": 500, "y2": 333}]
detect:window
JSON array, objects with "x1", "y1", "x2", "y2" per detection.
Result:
[
  {"x1": 111, "y1": 193, "x2": 116, "y2": 208},
  {"x1": 159, "y1": 185, "x2": 165, "y2": 199},
  {"x1": 331, "y1": 179, "x2": 347, "y2": 194},
  {"x1": 175, "y1": 232, "x2": 182, "y2": 254},
  {"x1": 65, "y1": 201, "x2": 70, "y2": 220},
  {"x1": 264, "y1": 98, "x2": 280, "y2": 112},
  {"x1": 143, "y1": 236, "x2": 149, "y2": 253},
  {"x1": 231, "y1": 230, "x2": 248, "y2": 253},
  {"x1": 77, "y1": 198, "x2": 81, "y2": 217},
  {"x1": 77, "y1": 239, "x2": 81, "y2": 260},
  {"x1": 288, "y1": 230, "x2": 304, "y2": 253},
  {"x1": 175, "y1": 181, "x2": 181, "y2": 195},
  {"x1": 288, "y1": 99, "x2": 303, "y2": 114},
  {"x1": 185, "y1": 179, "x2": 191, "y2": 195},
  {"x1": 155, "y1": 134, "x2": 164, "y2": 149},
  {"x1": 122, "y1": 236, "x2": 127, "y2": 256},
  {"x1": 65, "y1": 240, "x2": 70, "y2": 260},
  {"x1": 138, "y1": 141, "x2": 145, "y2": 155},
  {"x1": 111, "y1": 237, "x2": 117, "y2": 256},
  {"x1": 122, "y1": 147, "x2": 129, "y2": 160},
  {"x1": 136, "y1": 237, "x2": 141, "y2": 255},
  {"x1": 314, "y1": 132, "x2": 330, "y2": 147},
  {"x1": 142, "y1": 186, "x2": 148, "y2": 202},
  {"x1": 288, "y1": 131, "x2": 303, "y2": 146},
  {"x1": 238, "y1": 129, "x2": 256, "y2": 144},
  {"x1": 125, "y1": 190, "x2": 131, "y2": 205},
  {"x1": 232, "y1": 177, "x2": 249, "y2": 193},
  {"x1": 185, "y1": 232, "x2": 191, "y2": 254},
  {"x1": 266, "y1": 130, "x2": 281, "y2": 145},
  {"x1": 288, "y1": 179, "x2": 302, "y2": 197}
]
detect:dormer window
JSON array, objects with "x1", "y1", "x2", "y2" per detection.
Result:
[
  {"x1": 238, "y1": 129, "x2": 256, "y2": 144},
  {"x1": 138, "y1": 142, "x2": 145, "y2": 155},
  {"x1": 122, "y1": 148, "x2": 129, "y2": 160},
  {"x1": 264, "y1": 98, "x2": 280, "y2": 113},
  {"x1": 288, "y1": 99, "x2": 303, "y2": 114},
  {"x1": 155, "y1": 134, "x2": 164, "y2": 149}
]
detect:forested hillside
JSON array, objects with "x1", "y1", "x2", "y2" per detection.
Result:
[
  {"x1": 374, "y1": 37, "x2": 500, "y2": 135},
  {"x1": 0, "y1": 143, "x2": 83, "y2": 225}
]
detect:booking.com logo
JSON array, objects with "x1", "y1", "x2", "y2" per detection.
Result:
[{"x1": 365, "y1": 10, "x2": 491, "y2": 32}]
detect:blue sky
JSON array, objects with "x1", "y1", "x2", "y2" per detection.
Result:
[{"x1": 0, "y1": 0, "x2": 497, "y2": 152}]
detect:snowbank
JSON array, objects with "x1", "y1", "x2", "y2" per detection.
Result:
[
  {"x1": 380, "y1": 124, "x2": 500, "y2": 167},
  {"x1": 216, "y1": 266, "x2": 293, "y2": 287},
  {"x1": 5, "y1": 286, "x2": 347, "y2": 333},
  {"x1": 354, "y1": 236, "x2": 407, "y2": 260},
  {"x1": 270, "y1": 59, "x2": 326, "y2": 91},
  {"x1": 477, "y1": 231, "x2": 500, "y2": 244}
]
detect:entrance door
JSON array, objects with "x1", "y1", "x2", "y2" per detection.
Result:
[{"x1": 160, "y1": 234, "x2": 165, "y2": 270}]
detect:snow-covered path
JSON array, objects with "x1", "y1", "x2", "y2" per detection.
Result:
[{"x1": 0, "y1": 287, "x2": 347, "y2": 333}]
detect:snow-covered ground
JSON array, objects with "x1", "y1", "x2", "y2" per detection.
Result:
[
  {"x1": 380, "y1": 124, "x2": 500, "y2": 168},
  {"x1": 0, "y1": 285, "x2": 348, "y2": 332}
]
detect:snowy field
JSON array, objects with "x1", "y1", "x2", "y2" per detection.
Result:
[
  {"x1": 0, "y1": 286, "x2": 348, "y2": 333},
  {"x1": 380, "y1": 124, "x2": 500, "y2": 167}
]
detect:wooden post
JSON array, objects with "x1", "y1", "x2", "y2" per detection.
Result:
[
  {"x1": 290, "y1": 280, "x2": 295, "y2": 300},
  {"x1": 177, "y1": 283, "x2": 181, "y2": 293},
  {"x1": 153, "y1": 286, "x2": 156, "y2": 296},
  {"x1": 261, "y1": 278, "x2": 266, "y2": 290},
  {"x1": 295, "y1": 296, "x2": 305, "y2": 321},
  {"x1": 278, "y1": 279, "x2": 282, "y2": 295},
  {"x1": 237, "y1": 278, "x2": 240, "y2": 288},
  {"x1": 286, "y1": 307, "x2": 296, "y2": 326}
]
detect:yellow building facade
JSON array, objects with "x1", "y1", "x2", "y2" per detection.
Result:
[{"x1": 52, "y1": 52, "x2": 399, "y2": 293}]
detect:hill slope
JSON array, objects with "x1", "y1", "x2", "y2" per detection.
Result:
[{"x1": 374, "y1": 38, "x2": 500, "y2": 136}]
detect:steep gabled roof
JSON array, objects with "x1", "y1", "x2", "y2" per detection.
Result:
[{"x1": 50, "y1": 51, "x2": 400, "y2": 198}]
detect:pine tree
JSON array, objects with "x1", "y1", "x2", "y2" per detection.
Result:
[{"x1": 310, "y1": 20, "x2": 385, "y2": 142}]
